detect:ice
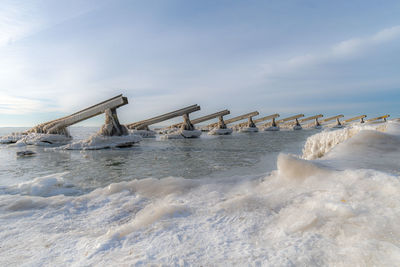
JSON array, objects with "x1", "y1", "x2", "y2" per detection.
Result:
[
  {"x1": 0, "y1": 132, "x2": 25, "y2": 144},
  {"x1": 302, "y1": 123, "x2": 387, "y2": 160},
  {"x1": 161, "y1": 129, "x2": 202, "y2": 139},
  {"x1": 1, "y1": 121, "x2": 400, "y2": 265},
  {"x1": 129, "y1": 129, "x2": 156, "y2": 138},
  {"x1": 58, "y1": 133, "x2": 142, "y2": 150},
  {"x1": 1, "y1": 151, "x2": 399, "y2": 265},
  {"x1": 208, "y1": 128, "x2": 233, "y2": 135},
  {"x1": 0, "y1": 132, "x2": 71, "y2": 146},
  {"x1": 14, "y1": 133, "x2": 72, "y2": 146},
  {"x1": 240, "y1": 127, "x2": 259, "y2": 132},
  {"x1": 4, "y1": 172, "x2": 80, "y2": 197}
]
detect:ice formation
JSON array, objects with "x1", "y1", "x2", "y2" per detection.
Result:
[
  {"x1": 14, "y1": 133, "x2": 72, "y2": 146},
  {"x1": 208, "y1": 128, "x2": 233, "y2": 135},
  {"x1": 0, "y1": 132, "x2": 26, "y2": 144},
  {"x1": 129, "y1": 129, "x2": 156, "y2": 138},
  {"x1": 240, "y1": 127, "x2": 259, "y2": 132},
  {"x1": 161, "y1": 129, "x2": 202, "y2": 139},
  {"x1": 302, "y1": 123, "x2": 387, "y2": 160},
  {"x1": 1, "y1": 121, "x2": 400, "y2": 266},
  {"x1": 58, "y1": 133, "x2": 142, "y2": 150}
]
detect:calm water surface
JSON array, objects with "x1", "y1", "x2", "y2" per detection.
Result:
[{"x1": 0, "y1": 127, "x2": 318, "y2": 191}]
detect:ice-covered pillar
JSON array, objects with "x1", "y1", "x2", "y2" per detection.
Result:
[
  {"x1": 336, "y1": 118, "x2": 342, "y2": 127},
  {"x1": 181, "y1": 113, "x2": 195, "y2": 131},
  {"x1": 98, "y1": 108, "x2": 129, "y2": 136},
  {"x1": 247, "y1": 117, "x2": 256, "y2": 128},
  {"x1": 217, "y1": 116, "x2": 227, "y2": 129},
  {"x1": 271, "y1": 117, "x2": 277, "y2": 127}
]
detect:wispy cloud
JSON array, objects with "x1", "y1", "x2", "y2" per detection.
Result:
[
  {"x1": 0, "y1": 94, "x2": 48, "y2": 114},
  {"x1": 0, "y1": 2, "x2": 399, "y2": 125},
  {"x1": 263, "y1": 25, "x2": 400, "y2": 77},
  {"x1": 0, "y1": 1, "x2": 105, "y2": 48},
  {"x1": 0, "y1": 1, "x2": 43, "y2": 47}
]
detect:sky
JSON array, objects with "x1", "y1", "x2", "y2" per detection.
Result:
[{"x1": 1, "y1": 0, "x2": 400, "y2": 127}]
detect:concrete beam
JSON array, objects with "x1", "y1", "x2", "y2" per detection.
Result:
[
  {"x1": 127, "y1": 105, "x2": 200, "y2": 130},
  {"x1": 343, "y1": 115, "x2": 367, "y2": 124},
  {"x1": 320, "y1": 115, "x2": 344, "y2": 123},
  {"x1": 170, "y1": 109, "x2": 230, "y2": 128},
  {"x1": 207, "y1": 111, "x2": 259, "y2": 128},
  {"x1": 366, "y1": 115, "x2": 390, "y2": 122}
]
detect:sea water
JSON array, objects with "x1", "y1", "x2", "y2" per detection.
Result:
[{"x1": 0, "y1": 124, "x2": 399, "y2": 266}]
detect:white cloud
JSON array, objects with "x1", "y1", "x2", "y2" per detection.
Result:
[
  {"x1": 0, "y1": 1, "x2": 105, "y2": 48},
  {"x1": 0, "y1": 94, "x2": 48, "y2": 114},
  {"x1": 0, "y1": 1, "x2": 43, "y2": 47},
  {"x1": 1, "y1": 3, "x2": 400, "y2": 125},
  {"x1": 263, "y1": 25, "x2": 400, "y2": 77}
]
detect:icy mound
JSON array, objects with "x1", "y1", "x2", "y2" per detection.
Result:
[
  {"x1": 257, "y1": 154, "x2": 400, "y2": 265},
  {"x1": 240, "y1": 127, "x2": 259, "y2": 132},
  {"x1": 277, "y1": 153, "x2": 332, "y2": 180},
  {"x1": 320, "y1": 124, "x2": 400, "y2": 173},
  {"x1": 4, "y1": 172, "x2": 79, "y2": 198},
  {"x1": 13, "y1": 133, "x2": 72, "y2": 146},
  {"x1": 1, "y1": 154, "x2": 400, "y2": 266},
  {"x1": 59, "y1": 134, "x2": 141, "y2": 150},
  {"x1": 208, "y1": 128, "x2": 233, "y2": 135},
  {"x1": 302, "y1": 123, "x2": 387, "y2": 160},
  {"x1": 0, "y1": 132, "x2": 25, "y2": 144},
  {"x1": 161, "y1": 129, "x2": 202, "y2": 139},
  {"x1": 130, "y1": 129, "x2": 156, "y2": 138}
]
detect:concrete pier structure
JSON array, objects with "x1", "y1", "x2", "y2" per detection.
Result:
[
  {"x1": 263, "y1": 114, "x2": 304, "y2": 131},
  {"x1": 169, "y1": 109, "x2": 230, "y2": 129},
  {"x1": 127, "y1": 105, "x2": 201, "y2": 137},
  {"x1": 206, "y1": 111, "x2": 259, "y2": 130},
  {"x1": 127, "y1": 105, "x2": 201, "y2": 131},
  {"x1": 299, "y1": 114, "x2": 324, "y2": 129},
  {"x1": 343, "y1": 115, "x2": 367, "y2": 124},
  {"x1": 28, "y1": 94, "x2": 129, "y2": 137},
  {"x1": 366, "y1": 115, "x2": 390, "y2": 123},
  {"x1": 320, "y1": 115, "x2": 344, "y2": 128}
]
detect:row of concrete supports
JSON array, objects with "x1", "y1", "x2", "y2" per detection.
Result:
[{"x1": 17, "y1": 94, "x2": 391, "y2": 141}]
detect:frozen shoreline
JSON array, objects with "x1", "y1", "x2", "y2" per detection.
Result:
[{"x1": 0, "y1": 122, "x2": 399, "y2": 265}]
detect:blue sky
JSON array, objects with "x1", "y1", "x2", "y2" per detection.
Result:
[{"x1": 1, "y1": 0, "x2": 400, "y2": 126}]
